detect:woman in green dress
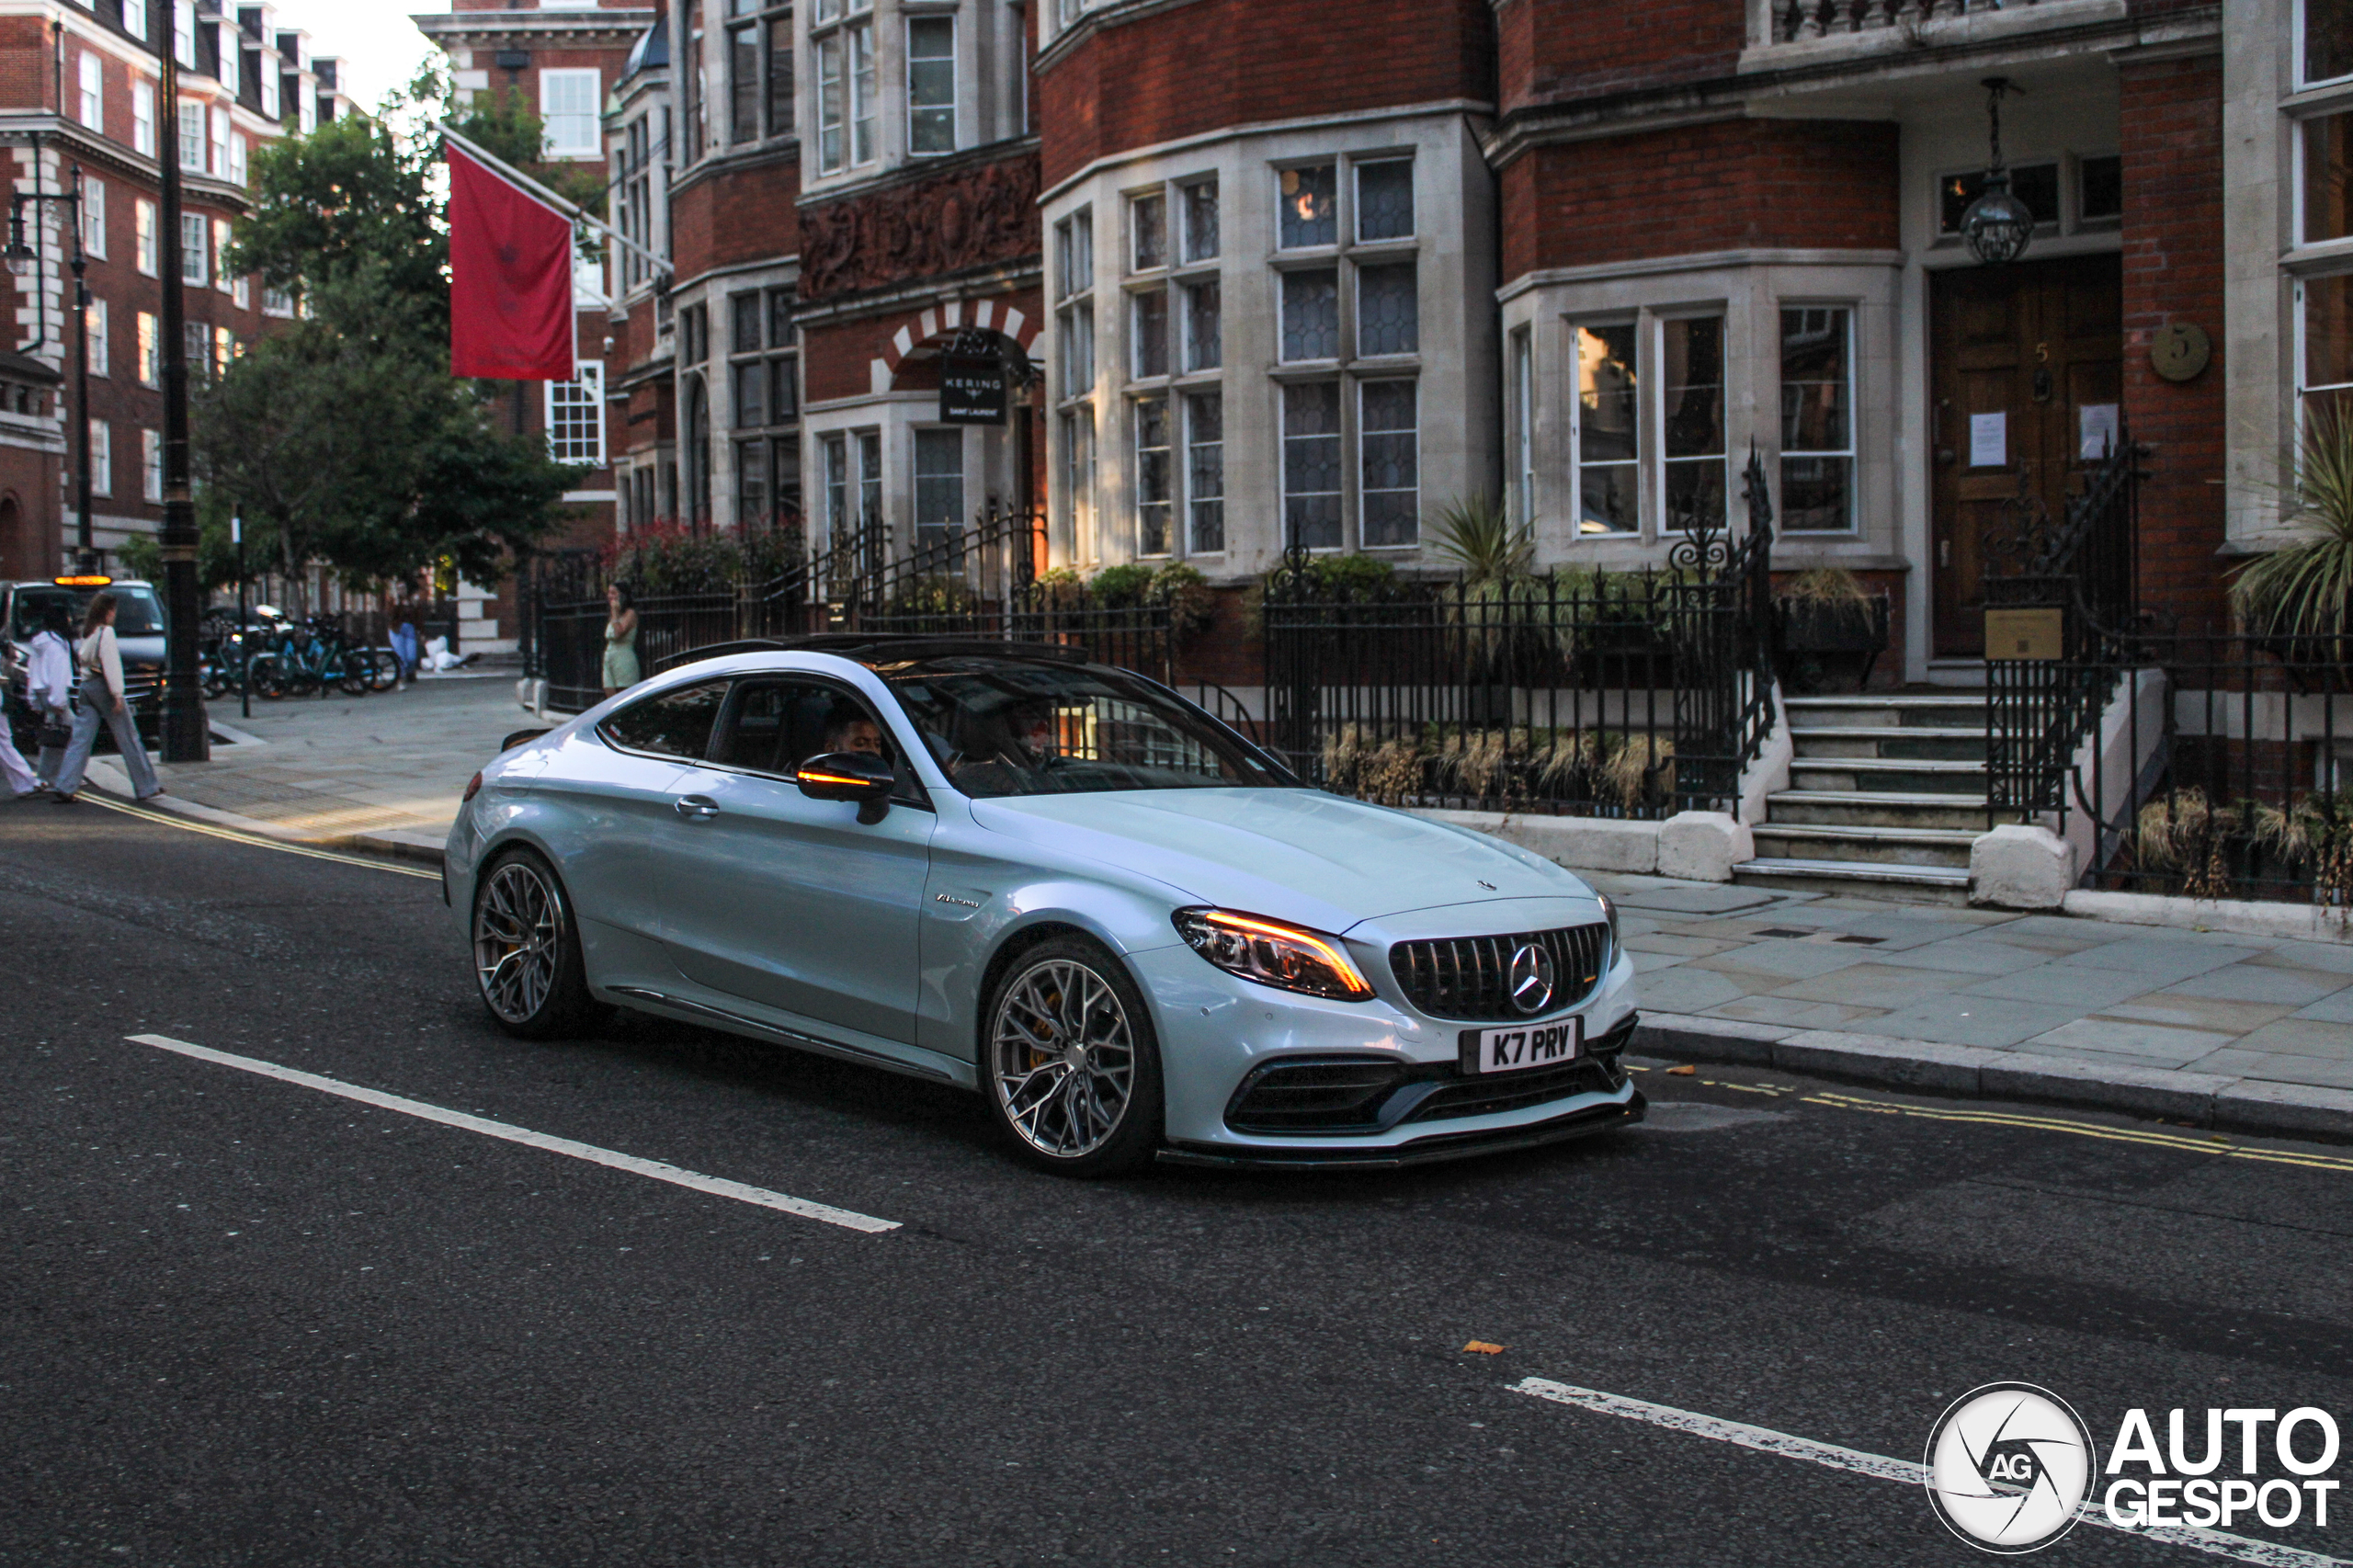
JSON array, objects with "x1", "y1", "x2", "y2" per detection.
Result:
[{"x1": 601, "y1": 583, "x2": 641, "y2": 698}]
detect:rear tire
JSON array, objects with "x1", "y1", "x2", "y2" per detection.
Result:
[
  {"x1": 979, "y1": 936, "x2": 1164, "y2": 1177},
  {"x1": 248, "y1": 658, "x2": 286, "y2": 700},
  {"x1": 471, "y1": 846, "x2": 596, "y2": 1039}
]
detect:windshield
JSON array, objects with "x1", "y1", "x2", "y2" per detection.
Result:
[
  {"x1": 878, "y1": 657, "x2": 1291, "y2": 798},
  {"x1": 10, "y1": 585, "x2": 165, "y2": 641}
]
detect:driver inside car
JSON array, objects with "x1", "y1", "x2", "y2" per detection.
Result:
[{"x1": 822, "y1": 702, "x2": 886, "y2": 758}]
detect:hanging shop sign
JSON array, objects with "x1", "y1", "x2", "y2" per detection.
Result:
[{"x1": 939, "y1": 355, "x2": 1008, "y2": 426}]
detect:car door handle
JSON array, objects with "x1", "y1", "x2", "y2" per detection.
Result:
[{"x1": 674, "y1": 794, "x2": 720, "y2": 820}]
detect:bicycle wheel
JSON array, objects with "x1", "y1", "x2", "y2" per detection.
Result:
[
  {"x1": 249, "y1": 657, "x2": 287, "y2": 700},
  {"x1": 367, "y1": 649, "x2": 400, "y2": 692}
]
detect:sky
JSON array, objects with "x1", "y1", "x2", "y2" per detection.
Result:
[{"x1": 265, "y1": 0, "x2": 440, "y2": 117}]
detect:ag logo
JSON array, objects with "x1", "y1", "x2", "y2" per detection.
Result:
[
  {"x1": 1924, "y1": 1383, "x2": 2096, "y2": 1553},
  {"x1": 1507, "y1": 943, "x2": 1555, "y2": 1015}
]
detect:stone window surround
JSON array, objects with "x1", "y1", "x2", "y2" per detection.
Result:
[
  {"x1": 1040, "y1": 107, "x2": 1493, "y2": 580},
  {"x1": 1498, "y1": 254, "x2": 1901, "y2": 569}
]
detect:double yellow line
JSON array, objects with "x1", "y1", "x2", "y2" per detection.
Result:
[
  {"x1": 76, "y1": 793, "x2": 441, "y2": 881},
  {"x1": 1804, "y1": 1089, "x2": 2353, "y2": 1174}
]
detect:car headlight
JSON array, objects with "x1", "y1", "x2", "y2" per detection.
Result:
[
  {"x1": 1173, "y1": 908, "x2": 1373, "y2": 1001},
  {"x1": 1597, "y1": 892, "x2": 1620, "y2": 944}
]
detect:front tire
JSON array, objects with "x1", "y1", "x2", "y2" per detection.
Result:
[
  {"x1": 981, "y1": 937, "x2": 1164, "y2": 1176},
  {"x1": 472, "y1": 847, "x2": 596, "y2": 1039}
]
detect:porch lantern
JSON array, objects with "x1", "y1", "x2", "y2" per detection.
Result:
[{"x1": 1961, "y1": 78, "x2": 2034, "y2": 266}]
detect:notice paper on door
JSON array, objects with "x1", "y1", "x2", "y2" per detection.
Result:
[
  {"x1": 1969, "y1": 412, "x2": 2007, "y2": 468},
  {"x1": 2079, "y1": 403, "x2": 2120, "y2": 460}
]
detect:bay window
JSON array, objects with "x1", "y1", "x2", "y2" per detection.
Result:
[
  {"x1": 1131, "y1": 287, "x2": 1168, "y2": 379},
  {"x1": 813, "y1": 0, "x2": 872, "y2": 172},
  {"x1": 1574, "y1": 322, "x2": 1638, "y2": 536},
  {"x1": 1359, "y1": 381, "x2": 1418, "y2": 547},
  {"x1": 1356, "y1": 262, "x2": 1417, "y2": 358},
  {"x1": 1135, "y1": 395, "x2": 1172, "y2": 556},
  {"x1": 1186, "y1": 392, "x2": 1224, "y2": 554},
  {"x1": 1281, "y1": 381, "x2": 1343, "y2": 551},
  {"x1": 1659, "y1": 314, "x2": 1725, "y2": 534},
  {"x1": 1779, "y1": 307, "x2": 1854, "y2": 532},
  {"x1": 908, "y1": 17, "x2": 956, "y2": 155},
  {"x1": 1279, "y1": 270, "x2": 1338, "y2": 362}
]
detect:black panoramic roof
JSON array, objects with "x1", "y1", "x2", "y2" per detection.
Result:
[{"x1": 653, "y1": 634, "x2": 1096, "y2": 676}]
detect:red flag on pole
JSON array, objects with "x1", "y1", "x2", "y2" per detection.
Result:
[{"x1": 447, "y1": 143, "x2": 576, "y2": 381}]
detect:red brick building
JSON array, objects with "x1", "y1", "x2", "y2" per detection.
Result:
[
  {"x1": 425, "y1": 0, "x2": 2271, "y2": 686},
  {"x1": 0, "y1": 0, "x2": 352, "y2": 583}
]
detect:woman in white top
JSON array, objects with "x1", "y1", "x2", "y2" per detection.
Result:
[
  {"x1": 50, "y1": 592, "x2": 164, "y2": 803},
  {"x1": 27, "y1": 604, "x2": 74, "y2": 791}
]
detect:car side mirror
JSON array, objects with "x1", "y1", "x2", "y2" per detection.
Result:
[{"x1": 795, "y1": 751, "x2": 895, "y2": 823}]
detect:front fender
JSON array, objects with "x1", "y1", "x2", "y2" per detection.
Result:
[{"x1": 917, "y1": 797, "x2": 1193, "y2": 1062}]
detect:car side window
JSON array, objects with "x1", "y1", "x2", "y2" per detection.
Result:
[
  {"x1": 598, "y1": 677, "x2": 731, "y2": 759},
  {"x1": 712, "y1": 678, "x2": 899, "y2": 778}
]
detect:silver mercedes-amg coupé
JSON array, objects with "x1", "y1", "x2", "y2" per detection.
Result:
[{"x1": 447, "y1": 640, "x2": 1644, "y2": 1175}]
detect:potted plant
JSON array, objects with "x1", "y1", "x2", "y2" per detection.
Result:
[
  {"x1": 2234, "y1": 402, "x2": 2353, "y2": 668},
  {"x1": 1774, "y1": 567, "x2": 1891, "y2": 688}
]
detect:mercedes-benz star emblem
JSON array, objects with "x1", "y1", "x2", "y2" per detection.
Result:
[{"x1": 1507, "y1": 944, "x2": 1555, "y2": 1015}]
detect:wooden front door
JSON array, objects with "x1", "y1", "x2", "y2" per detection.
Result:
[{"x1": 1928, "y1": 254, "x2": 2122, "y2": 657}]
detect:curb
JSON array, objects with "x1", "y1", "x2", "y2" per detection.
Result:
[
  {"x1": 1636, "y1": 1010, "x2": 2353, "y2": 1146},
  {"x1": 82, "y1": 758, "x2": 449, "y2": 869}
]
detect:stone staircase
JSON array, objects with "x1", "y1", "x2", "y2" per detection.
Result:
[{"x1": 1735, "y1": 692, "x2": 2022, "y2": 901}]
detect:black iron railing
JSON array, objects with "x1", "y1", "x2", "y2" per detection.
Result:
[
  {"x1": 1984, "y1": 437, "x2": 2143, "y2": 826},
  {"x1": 1261, "y1": 451, "x2": 1779, "y2": 819},
  {"x1": 2060, "y1": 627, "x2": 2352, "y2": 907},
  {"x1": 524, "y1": 506, "x2": 1179, "y2": 713}
]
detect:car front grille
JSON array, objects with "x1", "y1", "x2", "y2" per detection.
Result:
[{"x1": 1388, "y1": 923, "x2": 1610, "y2": 1021}]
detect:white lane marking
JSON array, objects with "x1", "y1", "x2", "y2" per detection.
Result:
[
  {"x1": 126, "y1": 1034, "x2": 900, "y2": 1235},
  {"x1": 1510, "y1": 1379, "x2": 2347, "y2": 1568}
]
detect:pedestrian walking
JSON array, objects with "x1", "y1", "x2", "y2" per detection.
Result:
[
  {"x1": 601, "y1": 584, "x2": 640, "y2": 699},
  {"x1": 28, "y1": 605, "x2": 74, "y2": 791},
  {"x1": 0, "y1": 649, "x2": 38, "y2": 799},
  {"x1": 391, "y1": 619, "x2": 419, "y2": 685},
  {"x1": 51, "y1": 592, "x2": 165, "y2": 804}
]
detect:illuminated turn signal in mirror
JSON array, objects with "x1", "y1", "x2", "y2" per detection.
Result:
[{"x1": 794, "y1": 750, "x2": 895, "y2": 805}]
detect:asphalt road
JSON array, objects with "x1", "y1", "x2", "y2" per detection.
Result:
[{"x1": 5, "y1": 797, "x2": 2351, "y2": 1568}]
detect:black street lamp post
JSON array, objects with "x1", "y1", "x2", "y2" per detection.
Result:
[{"x1": 156, "y1": 27, "x2": 206, "y2": 762}]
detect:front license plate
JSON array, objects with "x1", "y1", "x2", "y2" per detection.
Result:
[{"x1": 1461, "y1": 1016, "x2": 1584, "y2": 1075}]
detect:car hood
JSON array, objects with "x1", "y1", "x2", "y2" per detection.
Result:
[
  {"x1": 119, "y1": 635, "x2": 165, "y2": 666},
  {"x1": 968, "y1": 788, "x2": 1594, "y2": 931}
]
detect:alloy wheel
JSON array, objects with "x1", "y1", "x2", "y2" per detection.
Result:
[
  {"x1": 474, "y1": 859, "x2": 562, "y2": 1025},
  {"x1": 990, "y1": 959, "x2": 1138, "y2": 1160}
]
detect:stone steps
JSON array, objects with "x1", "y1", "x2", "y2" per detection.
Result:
[{"x1": 1734, "y1": 687, "x2": 1993, "y2": 895}]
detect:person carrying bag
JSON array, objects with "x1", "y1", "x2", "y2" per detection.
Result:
[
  {"x1": 28, "y1": 605, "x2": 74, "y2": 790},
  {"x1": 51, "y1": 592, "x2": 164, "y2": 804}
]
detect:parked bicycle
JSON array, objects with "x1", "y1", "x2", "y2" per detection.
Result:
[{"x1": 244, "y1": 611, "x2": 399, "y2": 699}]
